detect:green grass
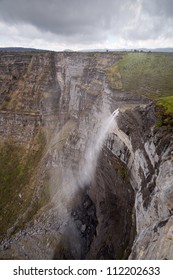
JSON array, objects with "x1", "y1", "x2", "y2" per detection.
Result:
[
  {"x1": 157, "y1": 95, "x2": 173, "y2": 113},
  {"x1": 156, "y1": 96, "x2": 173, "y2": 130},
  {"x1": 107, "y1": 52, "x2": 173, "y2": 98},
  {"x1": 107, "y1": 52, "x2": 173, "y2": 129},
  {"x1": 0, "y1": 129, "x2": 46, "y2": 240}
]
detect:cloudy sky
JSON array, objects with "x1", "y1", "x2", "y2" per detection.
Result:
[{"x1": 0, "y1": 0, "x2": 173, "y2": 51}]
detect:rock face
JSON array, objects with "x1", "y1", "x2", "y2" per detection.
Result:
[
  {"x1": 108, "y1": 106, "x2": 173, "y2": 259},
  {"x1": 0, "y1": 51, "x2": 172, "y2": 259}
]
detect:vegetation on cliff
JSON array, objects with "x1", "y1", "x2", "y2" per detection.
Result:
[
  {"x1": 107, "y1": 52, "x2": 173, "y2": 129},
  {"x1": 0, "y1": 129, "x2": 46, "y2": 240},
  {"x1": 156, "y1": 96, "x2": 173, "y2": 130}
]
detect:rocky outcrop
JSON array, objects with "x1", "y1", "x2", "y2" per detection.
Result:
[
  {"x1": 0, "y1": 51, "x2": 172, "y2": 260},
  {"x1": 107, "y1": 106, "x2": 173, "y2": 259}
]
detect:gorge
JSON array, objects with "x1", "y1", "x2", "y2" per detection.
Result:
[{"x1": 0, "y1": 51, "x2": 173, "y2": 259}]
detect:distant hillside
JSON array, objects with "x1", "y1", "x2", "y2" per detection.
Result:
[
  {"x1": 0, "y1": 47, "x2": 49, "y2": 52},
  {"x1": 80, "y1": 48, "x2": 173, "y2": 53}
]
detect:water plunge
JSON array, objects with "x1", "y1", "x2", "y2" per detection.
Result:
[
  {"x1": 78, "y1": 108, "x2": 119, "y2": 187},
  {"x1": 54, "y1": 108, "x2": 120, "y2": 259}
]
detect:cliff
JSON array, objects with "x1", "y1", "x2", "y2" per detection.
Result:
[{"x1": 0, "y1": 51, "x2": 172, "y2": 259}]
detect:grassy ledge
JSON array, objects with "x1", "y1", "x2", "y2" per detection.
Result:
[{"x1": 155, "y1": 96, "x2": 173, "y2": 130}]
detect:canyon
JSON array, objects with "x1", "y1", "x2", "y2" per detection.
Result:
[{"x1": 0, "y1": 51, "x2": 173, "y2": 259}]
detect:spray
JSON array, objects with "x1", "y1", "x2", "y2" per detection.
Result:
[
  {"x1": 50, "y1": 108, "x2": 119, "y2": 258},
  {"x1": 78, "y1": 108, "x2": 119, "y2": 187}
]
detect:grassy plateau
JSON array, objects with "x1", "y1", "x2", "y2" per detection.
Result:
[{"x1": 107, "y1": 52, "x2": 173, "y2": 129}]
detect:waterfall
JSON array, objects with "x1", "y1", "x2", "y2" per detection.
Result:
[
  {"x1": 50, "y1": 109, "x2": 119, "y2": 218},
  {"x1": 78, "y1": 108, "x2": 119, "y2": 187}
]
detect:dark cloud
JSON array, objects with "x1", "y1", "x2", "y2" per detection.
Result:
[
  {"x1": 0, "y1": 0, "x2": 173, "y2": 48},
  {"x1": 0, "y1": 0, "x2": 135, "y2": 39}
]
